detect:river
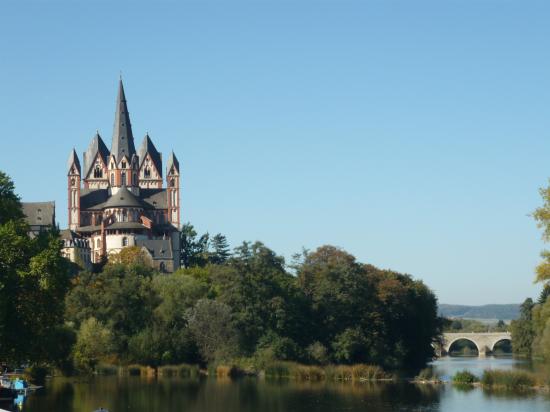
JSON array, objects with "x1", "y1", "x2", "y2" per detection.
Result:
[{"x1": 8, "y1": 358, "x2": 550, "y2": 412}]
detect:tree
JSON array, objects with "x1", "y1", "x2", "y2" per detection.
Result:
[
  {"x1": 73, "y1": 317, "x2": 114, "y2": 372},
  {"x1": 0, "y1": 171, "x2": 24, "y2": 225},
  {"x1": 209, "y1": 233, "x2": 231, "y2": 265},
  {"x1": 186, "y1": 299, "x2": 238, "y2": 362},
  {"x1": 511, "y1": 298, "x2": 535, "y2": 356},
  {"x1": 65, "y1": 263, "x2": 159, "y2": 361},
  {"x1": 0, "y1": 171, "x2": 72, "y2": 365},
  {"x1": 180, "y1": 223, "x2": 209, "y2": 268},
  {"x1": 107, "y1": 246, "x2": 153, "y2": 267}
]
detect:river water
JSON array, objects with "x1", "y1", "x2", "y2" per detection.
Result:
[{"x1": 9, "y1": 358, "x2": 550, "y2": 412}]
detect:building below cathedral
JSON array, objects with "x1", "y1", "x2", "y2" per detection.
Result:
[{"x1": 64, "y1": 80, "x2": 181, "y2": 272}]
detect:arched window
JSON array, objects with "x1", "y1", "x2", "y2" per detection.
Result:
[
  {"x1": 159, "y1": 262, "x2": 166, "y2": 272},
  {"x1": 94, "y1": 166, "x2": 103, "y2": 178},
  {"x1": 121, "y1": 172, "x2": 126, "y2": 186},
  {"x1": 122, "y1": 209, "x2": 128, "y2": 222},
  {"x1": 144, "y1": 167, "x2": 151, "y2": 178},
  {"x1": 96, "y1": 238, "x2": 101, "y2": 248},
  {"x1": 122, "y1": 161, "x2": 127, "y2": 169},
  {"x1": 170, "y1": 178, "x2": 175, "y2": 187},
  {"x1": 111, "y1": 173, "x2": 115, "y2": 186},
  {"x1": 122, "y1": 237, "x2": 128, "y2": 247},
  {"x1": 133, "y1": 173, "x2": 137, "y2": 185}
]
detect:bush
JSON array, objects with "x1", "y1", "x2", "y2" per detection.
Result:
[
  {"x1": 481, "y1": 370, "x2": 536, "y2": 389},
  {"x1": 452, "y1": 370, "x2": 478, "y2": 384},
  {"x1": 306, "y1": 342, "x2": 329, "y2": 365}
]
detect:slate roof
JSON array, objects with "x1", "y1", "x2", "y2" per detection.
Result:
[
  {"x1": 140, "y1": 188, "x2": 168, "y2": 209},
  {"x1": 67, "y1": 149, "x2": 81, "y2": 174},
  {"x1": 102, "y1": 186, "x2": 146, "y2": 209},
  {"x1": 167, "y1": 151, "x2": 180, "y2": 174},
  {"x1": 105, "y1": 221, "x2": 147, "y2": 230},
  {"x1": 136, "y1": 238, "x2": 173, "y2": 260},
  {"x1": 111, "y1": 80, "x2": 136, "y2": 163},
  {"x1": 80, "y1": 188, "x2": 109, "y2": 210},
  {"x1": 22, "y1": 202, "x2": 56, "y2": 227},
  {"x1": 80, "y1": 188, "x2": 167, "y2": 211},
  {"x1": 138, "y1": 134, "x2": 162, "y2": 177},
  {"x1": 83, "y1": 132, "x2": 110, "y2": 178}
]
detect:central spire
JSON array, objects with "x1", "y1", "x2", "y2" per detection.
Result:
[{"x1": 111, "y1": 79, "x2": 136, "y2": 162}]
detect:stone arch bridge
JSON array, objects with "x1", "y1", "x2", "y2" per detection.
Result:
[{"x1": 438, "y1": 332, "x2": 512, "y2": 357}]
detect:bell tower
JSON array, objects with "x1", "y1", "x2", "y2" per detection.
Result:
[
  {"x1": 166, "y1": 151, "x2": 180, "y2": 228},
  {"x1": 67, "y1": 149, "x2": 81, "y2": 231}
]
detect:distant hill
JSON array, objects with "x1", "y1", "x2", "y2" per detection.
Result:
[{"x1": 438, "y1": 304, "x2": 520, "y2": 321}]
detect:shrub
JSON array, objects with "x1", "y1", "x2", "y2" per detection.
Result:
[
  {"x1": 481, "y1": 370, "x2": 536, "y2": 389},
  {"x1": 452, "y1": 370, "x2": 478, "y2": 385},
  {"x1": 306, "y1": 342, "x2": 329, "y2": 365},
  {"x1": 158, "y1": 364, "x2": 199, "y2": 378}
]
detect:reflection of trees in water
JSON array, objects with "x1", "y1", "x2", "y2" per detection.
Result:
[{"x1": 22, "y1": 377, "x2": 444, "y2": 412}]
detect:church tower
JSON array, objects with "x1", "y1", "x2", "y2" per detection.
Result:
[
  {"x1": 108, "y1": 79, "x2": 140, "y2": 195},
  {"x1": 166, "y1": 151, "x2": 180, "y2": 228},
  {"x1": 67, "y1": 149, "x2": 81, "y2": 231}
]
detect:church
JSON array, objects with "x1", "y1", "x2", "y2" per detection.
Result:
[{"x1": 65, "y1": 80, "x2": 181, "y2": 272}]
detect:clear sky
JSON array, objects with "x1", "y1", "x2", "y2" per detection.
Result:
[{"x1": 1, "y1": 0, "x2": 549, "y2": 305}]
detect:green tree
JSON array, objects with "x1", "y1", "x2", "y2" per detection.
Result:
[
  {"x1": 65, "y1": 263, "x2": 159, "y2": 361},
  {"x1": 0, "y1": 171, "x2": 72, "y2": 365},
  {"x1": 180, "y1": 223, "x2": 209, "y2": 268},
  {"x1": 186, "y1": 299, "x2": 238, "y2": 362},
  {"x1": 73, "y1": 317, "x2": 114, "y2": 372},
  {"x1": 209, "y1": 233, "x2": 231, "y2": 265},
  {"x1": 511, "y1": 298, "x2": 534, "y2": 356}
]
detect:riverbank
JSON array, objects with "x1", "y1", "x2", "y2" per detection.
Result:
[{"x1": 90, "y1": 362, "x2": 394, "y2": 382}]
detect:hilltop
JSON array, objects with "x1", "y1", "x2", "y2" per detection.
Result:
[{"x1": 438, "y1": 304, "x2": 520, "y2": 321}]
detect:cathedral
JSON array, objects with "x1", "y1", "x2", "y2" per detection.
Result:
[{"x1": 65, "y1": 80, "x2": 181, "y2": 272}]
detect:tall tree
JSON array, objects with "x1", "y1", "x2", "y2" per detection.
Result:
[
  {"x1": 209, "y1": 233, "x2": 231, "y2": 265},
  {"x1": 510, "y1": 298, "x2": 534, "y2": 356},
  {"x1": 180, "y1": 223, "x2": 209, "y2": 268}
]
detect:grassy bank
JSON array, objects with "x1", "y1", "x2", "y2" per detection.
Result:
[
  {"x1": 264, "y1": 362, "x2": 392, "y2": 382},
  {"x1": 450, "y1": 369, "x2": 540, "y2": 390}
]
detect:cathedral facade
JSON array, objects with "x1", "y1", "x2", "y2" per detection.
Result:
[{"x1": 66, "y1": 80, "x2": 181, "y2": 272}]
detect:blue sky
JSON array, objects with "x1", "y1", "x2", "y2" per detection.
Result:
[{"x1": 1, "y1": 0, "x2": 549, "y2": 305}]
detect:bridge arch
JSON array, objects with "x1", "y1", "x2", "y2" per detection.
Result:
[
  {"x1": 491, "y1": 338, "x2": 512, "y2": 353},
  {"x1": 445, "y1": 337, "x2": 480, "y2": 355}
]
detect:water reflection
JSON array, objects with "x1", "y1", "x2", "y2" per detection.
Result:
[{"x1": 13, "y1": 358, "x2": 550, "y2": 412}]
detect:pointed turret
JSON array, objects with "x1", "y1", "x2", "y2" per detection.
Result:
[
  {"x1": 138, "y1": 133, "x2": 162, "y2": 176},
  {"x1": 111, "y1": 79, "x2": 136, "y2": 162},
  {"x1": 83, "y1": 132, "x2": 109, "y2": 178},
  {"x1": 67, "y1": 148, "x2": 81, "y2": 174},
  {"x1": 166, "y1": 151, "x2": 180, "y2": 175}
]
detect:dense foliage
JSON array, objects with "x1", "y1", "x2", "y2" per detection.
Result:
[
  {"x1": 66, "y1": 237, "x2": 441, "y2": 371},
  {"x1": 511, "y1": 180, "x2": 550, "y2": 358},
  {"x1": 0, "y1": 171, "x2": 73, "y2": 366}
]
